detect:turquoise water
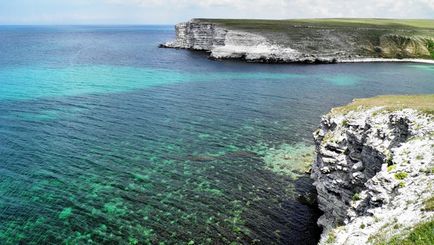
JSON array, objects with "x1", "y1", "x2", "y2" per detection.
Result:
[
  {"x1": 0, "y1": 65, "x2": 304, "y2": 101},
  {"x1": 1, "y1": 26, "x2": 434, "y2": 244}
]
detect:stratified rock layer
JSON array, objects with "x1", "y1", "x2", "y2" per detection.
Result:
[
  {"x1": 311, "y1": 107, "x2": 433, "y2": 244},
  {"x1": 162, "y1": 19, "x2": 434, "y2": 63}
]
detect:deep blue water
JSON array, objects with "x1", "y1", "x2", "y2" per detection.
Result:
[{"x1": 1, "y1": 25, "x2": 434, "y2": 244}]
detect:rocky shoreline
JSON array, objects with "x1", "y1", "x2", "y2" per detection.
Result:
[
  {"x1": 340, "y1": 58, "x2": 434, "y2": 64},
  {"x1": 311, "y1": 97, "x2": 434, "y2": 244},
  {"x1": 161, "y1": 19, "x2": 434, "y2": 64}
]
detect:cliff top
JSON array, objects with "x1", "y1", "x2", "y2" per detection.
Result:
[
  {"x1": 331, "y1": 94, "x2": 434, "y2": 115},
  {"x1": 193, "y1": 18, "x2": 434, "y2": 30}
]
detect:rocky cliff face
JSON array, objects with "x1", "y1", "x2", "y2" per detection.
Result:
[
  {"x1": 164, "y1": 22, "x2": 227, "y2": 50},
  {"x1": 161, "y1": 19, "x2": 434, "y2": 63},
  {"x1": 162, "y1": 20, "x2": 304, "y2": 62},
  {"x1": 311, "y1": 106, "x2": 433, "y2": 244}
]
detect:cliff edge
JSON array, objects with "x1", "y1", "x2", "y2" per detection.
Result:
[
  {"x1": 161, "y1": 19, "x2": 434, "y2": 63},
  {"x1": 311, "y1": 95, "x2": 434, "y2": 244}
]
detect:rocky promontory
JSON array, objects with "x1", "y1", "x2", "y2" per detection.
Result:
[
  {"x1": 161, "y1": 19, "x2": 434, "y2": 63},
  {"x1": 311, "y1": 95, "x2": 434, "y2": 244}
]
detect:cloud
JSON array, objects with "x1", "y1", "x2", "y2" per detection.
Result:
[{"x1": 105, "y1": 0, "x2": 434, "y2": 19}]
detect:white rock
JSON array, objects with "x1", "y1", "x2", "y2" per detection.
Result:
[{"x1": 312, "y1": 108, "x2": 434, "y2": 244}]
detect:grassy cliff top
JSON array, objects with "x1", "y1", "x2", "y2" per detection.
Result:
[
  {"x1": 332, "y1": 94, "x2": 434, "y2": 115},
  {"x1": 194, "y1": 18, "x2": 434, "y2": 30}
]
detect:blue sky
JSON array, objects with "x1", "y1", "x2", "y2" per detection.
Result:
[{"x1": 1, "y1": 0, "x2": 433, "y2": 24}]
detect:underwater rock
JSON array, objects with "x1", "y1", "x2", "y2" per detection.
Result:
[
  {"x1": 223, "y1": 151, "x2": 258, "y2": 159},
  {"x1": 187, "y1": 155, "x2": 216, "y2": 162},
  {"x1": 297, "y1": 192, "x2": 318, "y2": 207}
]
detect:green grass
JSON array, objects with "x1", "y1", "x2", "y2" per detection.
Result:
[
  {"x1": 394, "y1": 172, "x2": 409, "y2": 180},
  {"x1": 387, "y1": 165, "x2": 396, "y2": 172},
  {"x1": 325, "y1": 230, "x2": 337, "y2": 244},
  {"x1": 377, "y1": 220, "x2": 434, "y2": 245},
  {"x1": 352, "y1": 193, "x2": 361, "y2": 201},
  {"x1": 341, "y1": 119, "x2": 349, "y2": 127},
  {"x1": 422, "y1": 196, "x2": 434, "y2": 211},
  {"x1": 428, "y1": 40, "x2": 434, "y2": 58},
  {"x1": 298, "y1": 19, "x2": 434, "y2": 29},
  {"x1": 332, "y1": 95, "x2": 434, "y2": 115},
  {"x1": 195, "y1": 18, "x2": 434, "y2": 30}
]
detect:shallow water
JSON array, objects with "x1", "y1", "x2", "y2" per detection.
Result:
[{"x1": 1, "y1": 26, "x2": 434, "y2": 244}]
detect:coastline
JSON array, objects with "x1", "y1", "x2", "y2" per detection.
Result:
[
  {"x1": 339, "y1": 58, "x2": 434, "y2": 64},
  {"x1": 160, "y1": 43, "x2": 434, "y2": 65},
  {"x1": 161, "y1": 44, "x2": 434, "y2": 65},
  {"x1": 163, "y1": 19, "x2": 434, "y2": 65}
]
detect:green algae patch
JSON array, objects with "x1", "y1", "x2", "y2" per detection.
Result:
[
  {"x1": 129, "y1": 237, "x2": 139, "y2": 245},
  {"x1": 133, "y1": 173, "x2": 151, "y2": 182},
  {"x1": 59, "y1": 207, "x2": 73, "y2": 220},
  {"x1": 332, "y1": 94, "x2": 434, "y2": 115},
  {"x1": 196, "y1": 181, "x2": 224, "y2": 196},
  {"x1": 104, "y1": 200, "x2": 128, "y2": 216}
]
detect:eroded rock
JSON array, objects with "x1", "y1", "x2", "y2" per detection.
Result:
[{"x1": 311, "y1": 107, "x2": 434, "y2": 244}]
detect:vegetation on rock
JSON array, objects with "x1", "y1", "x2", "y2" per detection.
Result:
[
  {"x1": 394, "y1": 172, "x2": 408, "y2": 180},
  {"x1": 422, "y1": 196, "x2": 434, "y2": 212},
  {"x1": 352, "y1": 193, "x2": 361, "y2": 201},
  {"x1": 428, "y1": 40, "x2": 434, "y2": 58},
  {"x1": 376, "y1": 220, "x2": 434, "y2": 245},
  {"x1": 314, "y1": 94, "x2": 434, "y2": 244},
  {"x1": 332, "y1": 94, "x2": 434, "y2": 115}
]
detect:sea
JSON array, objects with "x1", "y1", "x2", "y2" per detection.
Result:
[{"x1": 0, "y1": 25, "x2": 434, "y2": 244}]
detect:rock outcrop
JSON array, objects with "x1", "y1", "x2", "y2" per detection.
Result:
[
  {"x1": 162, "y1": 20, "x2": 306, "y2": 62},
  {"x1": 161, "y1": 19, "x2": 434, "y2": 63},
  {"x1": 311, "y1": 104, "x2": 433, "y2": 244}
]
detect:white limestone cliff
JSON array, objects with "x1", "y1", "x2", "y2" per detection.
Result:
[
  {"x1": 161, "y1": 19, "x2": 434, "y2": 64},
  {"x1": 161, "y1": 20, "x2": 336, "y2": 63},
  {"x1": 311, "y1": 106, "x2": 433, "y2": 244}
]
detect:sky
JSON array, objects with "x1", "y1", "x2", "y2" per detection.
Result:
[{"x1": 0, "y1": 0, "x2": 433, "y2": 25}]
